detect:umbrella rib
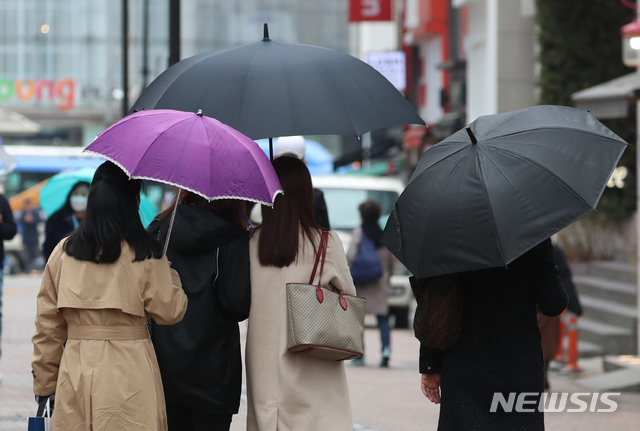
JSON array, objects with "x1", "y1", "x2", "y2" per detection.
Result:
[
  {"x1": 483, "y1": 125, "x2": 628, "y2": 146},
  {"x1": 494, "y1": 146, "x2": 605, "y2": 210},
  {"x1": 474, "y1": 149, "x2": 507, "y2": 264}
]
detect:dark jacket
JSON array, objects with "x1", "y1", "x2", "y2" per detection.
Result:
[
  {"x1": 18, "y1": 207, "x2": 43, "y2": 246},
  {"x1": 147, "y1": 204, "x2": 251, "y2": 415},
  {"x1": 0, "y1": 194, "x2": 17, "y2": 268},
  {"x1": 553, "y1": 243, "x2": 582, "y2": 316},
  {"x1": 42, "y1": 212, "x2": 76, "y2": 262},
  {"x1": 419, "y1": 238, "x2": 568, "y2": 431},
  {"x1": 313, "y1": 187, "x2": 330, "y2": 230}
]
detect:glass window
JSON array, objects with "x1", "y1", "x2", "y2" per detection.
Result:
[{"x1": 319, "y1": 188, "x2": 398, "y2": 231}]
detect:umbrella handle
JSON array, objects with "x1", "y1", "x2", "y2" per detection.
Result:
[{"x1": 163, "y1": 187, "x2": 182, "y2": 255}]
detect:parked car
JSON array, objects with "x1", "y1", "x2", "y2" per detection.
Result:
[{"x1": 312, "y1": 174, "x2": 415, "y2": 328}]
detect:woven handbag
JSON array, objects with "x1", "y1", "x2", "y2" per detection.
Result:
[
  {"x1": 287, "y1": 231, "x2": 366, "y2": 361},
  {"x1": 410, "y1": 274, "x2": 463, "y2": 350}
]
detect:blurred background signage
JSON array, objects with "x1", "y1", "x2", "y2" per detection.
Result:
[
  {"x1": 367, "y1": 51, "x2": 406, "y2": 92},
  {"x1": 349, "y1": 0, "x2": 393, "y2": 22}
]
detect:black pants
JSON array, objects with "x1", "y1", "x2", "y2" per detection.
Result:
[{"x1": 166, "y1": 403, "x2": 232, "y2": 431}]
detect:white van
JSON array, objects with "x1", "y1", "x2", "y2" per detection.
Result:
[{"x1": 312, "y1": 174, "x2": 415, "y2": 328}]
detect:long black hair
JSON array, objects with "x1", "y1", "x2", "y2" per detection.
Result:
[
  {"x1": 255, "y1": 156, "x2": 321, "y2": 267},
  {"x1": 49, "y1": 181, "x2": 90, "y2": 221},
  {"x1": 64, "y1": 161, "x2": 163, "y2": 263}
]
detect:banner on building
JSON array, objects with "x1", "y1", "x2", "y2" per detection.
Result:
[
  {"x1": 349, "y1": 0, "x2": 393, "y2": 22},
  {"x1": 367, "y1": 51, "x2": 406, "y2": 92}
]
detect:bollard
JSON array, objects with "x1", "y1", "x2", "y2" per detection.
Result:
[
  {"x1": 554, "y1": 310, "x2": 567, "y2": 363},
  {"x1": 562, "y1": 312, "x2": 583, "y2": 373}
]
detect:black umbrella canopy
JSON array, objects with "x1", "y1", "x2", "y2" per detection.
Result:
[
  {"x1": 131, "y1": 24, "x2": 424, "y2": 140},
  {"x1": 382, "y1": 105, "x2": 629, "y2": 278}
]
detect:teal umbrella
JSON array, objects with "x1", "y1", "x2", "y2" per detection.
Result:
[{"x1": 39, "y1": 166, "x2": 159, "y2": 227}]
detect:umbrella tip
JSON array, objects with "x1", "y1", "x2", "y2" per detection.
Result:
[
  {"x1": 196, "y1": 109, "x2": 203, "y2": 117},
  {"x1": 263, "y1": 23, "x2": 270, "y2": 41},
  {"x1": 465, "y1": 127, "x2": 477, "y2": 145}
]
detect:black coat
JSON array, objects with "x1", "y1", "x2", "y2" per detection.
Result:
[
  {"x1": 148, "y1": 204, "x2": 251, "y2": 415},
  {"x1": 0, "y1": 194, "x2": 17, "y2": 268},
  {"x1": 419, "y1": 238, "x2": 568, "y2": 431},
  {"x1": 42, "y1": 211, "x2": 76, "y2": 262}
]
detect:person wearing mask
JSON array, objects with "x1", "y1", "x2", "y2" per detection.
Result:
[
  {"x1": 246, "y1": 156, "x2": 355, "y2": 430},
  {"x1": 31, "y1": 161, "x2": 187, "y2": 430},
  {"x1": 347, "y1": 199, "x2": 395, "y2": 367},
  {"x1": 0, "y1": 188, "x2": 16, "y2": 382},
  {"x1": 42, "y1": 181, "x2": 89, "y2": 262},
  {"x1": 148, "y1": 192, "x2": 251, "y2": 431}
]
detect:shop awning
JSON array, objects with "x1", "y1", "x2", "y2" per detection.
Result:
[
  {"x1": 0, "y1": 108, "x2": 41, "y2": 135},
  {"x1": 572, "y1": 72, "x2": 640, "y2": 119}
]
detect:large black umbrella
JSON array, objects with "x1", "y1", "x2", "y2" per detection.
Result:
[
  {"x1": 131, "y1": 25, "x2": 424, "y2": 148},
  {"x1": 381, "y1": 105, "x2": 628, "y2": 278}
]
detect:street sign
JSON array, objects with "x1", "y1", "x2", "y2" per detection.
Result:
[{"x1": 349, "y1": 0, "x2": 393, "y2": 22}]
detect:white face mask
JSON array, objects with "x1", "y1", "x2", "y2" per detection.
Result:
[{"x1": 70, "y1": 195, "x2": 88, "y2": 212}]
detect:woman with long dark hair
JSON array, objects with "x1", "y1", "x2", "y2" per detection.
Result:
[
  {"x1": 148, "y1": 191, "x2": 251, "y2": 431},
  {"x1": 32, "y1": 161, "x2": 188, "y2": 431},
  {"x1": 42, "y1": 180, "x2": 90, "y2": 262},
  {"x1": 245, "y1": 156, "x2": 356, "y2": 431}
]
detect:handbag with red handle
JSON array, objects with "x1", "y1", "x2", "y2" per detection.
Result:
[{"x1": 286, "y1": 231, "x2": 366, "y2": 361}]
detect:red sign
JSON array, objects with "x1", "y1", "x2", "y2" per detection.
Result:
[{"x1": 349, "y1": 0, "x2": 393, "y2": 22}]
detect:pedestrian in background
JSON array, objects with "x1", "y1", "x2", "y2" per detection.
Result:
[
  {"x1": 420, "y1": 238, "x2": 567, "y2": 431},
  {"x1": 31, "y1": 161, "x2": 187, "y2": 430},
  {"x1": 347, "y1": 199, "x2": 395, "y2": 367},
  {"x1": 0, "y1": 187, "x2": 16, "y2": 383},
  {"x1": 42, "y1": 181, "x2": 89, "y2": 262},
  {"x1": 18, "y1": 197, "x2": 43, "y2": 273},
  {"x1": 246, "y1": 156, "x2": 355, "y2": 430},
  {"x1": 148, "y1": 192, "x2": 251, "y2": 431}
]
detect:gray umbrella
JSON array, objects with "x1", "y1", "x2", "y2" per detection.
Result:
[
  {"x1": 131, "y1": 24, "x2": 424, "y2": 148},
  {"x1": 382, "y1": 105, "x2": 628, "y2": 278}
]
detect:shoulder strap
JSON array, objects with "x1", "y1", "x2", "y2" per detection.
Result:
[{"x1": 309, "y1": 231, "x2": 329, "y2": 286}]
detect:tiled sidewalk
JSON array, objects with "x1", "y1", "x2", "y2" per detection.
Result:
[{"x1": 2, "y1": 274, "x2": 640, "y2": 431}]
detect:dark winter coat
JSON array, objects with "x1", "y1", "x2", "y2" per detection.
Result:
[
  {"x1": 419, "y1": 238, "x2": 568, "y2": 431},
  {"x1": 147, "y1": 204, "x2": 251, "y2": 416},
  {"x1": 0, "y1": 194, "x2": 17, "y2": 268},
  {"x1": 42, "y1": 212, "x2": 76, "y2": 262}
]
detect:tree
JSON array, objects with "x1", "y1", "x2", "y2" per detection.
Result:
[{"x1": 536, "y1": 0, "x2": 636, "y2": 221}]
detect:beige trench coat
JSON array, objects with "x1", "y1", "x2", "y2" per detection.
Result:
[
  {"x1": 346, "y1": 227, "x2": 395, "y2": 315},
  {"x1": 31, "y1": 241, "x2": 188, "y2": 431},
  {"x1": 246, "y1": 230, "x2": 356, "y2": 431}
]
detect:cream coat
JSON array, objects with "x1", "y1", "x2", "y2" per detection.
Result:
[
  {"x1": 246, "y1": 230, "x2": 356, "y2": 431},
  {"x1": 32, "y1": 241, "x2": 187, "y2": 431}
]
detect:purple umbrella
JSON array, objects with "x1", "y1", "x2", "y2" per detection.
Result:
[
  {"x1": 84, "y1": 109, "x2": 282, "y2": 205},
  {"x1": 84, "y1": 109, "x2": 283, "y2": 252}
]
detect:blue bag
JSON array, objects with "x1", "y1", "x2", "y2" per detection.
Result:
[{"x1": 350, "y1": 232, "x2": 383, "y2": 285}]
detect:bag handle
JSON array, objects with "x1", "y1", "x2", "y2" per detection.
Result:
[
  {"x1": 309, "y1": 231, "x2": 328, "y2": 285},
  {"x1": 309, "y1": 231, "x2": 329, "y2": 303}
]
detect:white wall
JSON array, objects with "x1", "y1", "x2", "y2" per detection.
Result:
[
  {"x1": 422, "y1": 36, "x2": 444, "y2": 124},
  {"x1": 456, "y1": 0, "x2": 535, "y2": 123}
]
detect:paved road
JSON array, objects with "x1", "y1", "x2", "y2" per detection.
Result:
[{"x1": 1, "y1": 274, "x2": 640, "y2": 430}]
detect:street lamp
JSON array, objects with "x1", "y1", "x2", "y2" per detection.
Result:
[{"x1": 622, "y1": 19, "x2": 640, "y2": 67}]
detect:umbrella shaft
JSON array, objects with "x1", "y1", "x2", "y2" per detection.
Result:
[{"x1": 163, "y1": 187, "x2": 181, "y2": 255}]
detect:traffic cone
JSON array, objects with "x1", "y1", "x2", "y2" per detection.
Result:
[
  {"x1": 562, "y1": 312, "x2": 583, "y2": 373},
  {"x1": 554, "y1": 310, "x2": 567, "y2": 363}
]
